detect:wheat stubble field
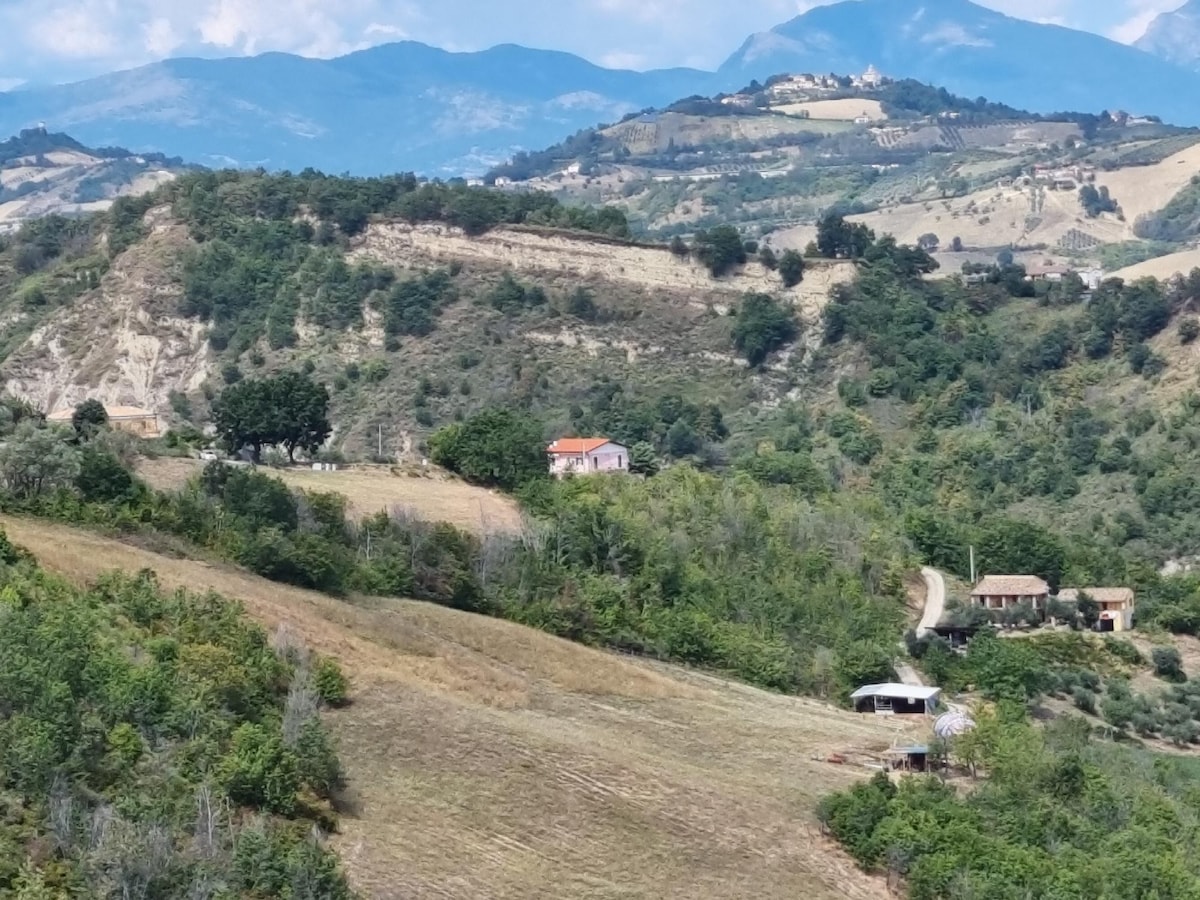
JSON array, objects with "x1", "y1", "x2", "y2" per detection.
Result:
[
  {"x1": 1, "y1": 515, "x2": 916, "y2": 899},
  {"x1": 136, "y1": 457, "x2": 525, "y2": 534}
]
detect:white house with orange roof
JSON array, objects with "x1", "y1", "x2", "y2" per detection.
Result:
[{"x1": 547, "y1": 437, "x2": 629, "y2": 477}]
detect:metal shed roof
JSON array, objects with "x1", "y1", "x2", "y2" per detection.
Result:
[{"x1": 851, "y1": 683, "x2": 942, "y2": 701}]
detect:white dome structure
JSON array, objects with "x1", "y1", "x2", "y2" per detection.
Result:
[{"x1": 934, "y1": 710, "x2": 976, "y2": 739}]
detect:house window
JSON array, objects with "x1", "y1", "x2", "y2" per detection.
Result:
[{"x1": 618, "y1": 455, "x2": 623, "y2": 468}]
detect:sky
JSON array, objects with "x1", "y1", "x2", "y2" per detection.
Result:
[{"x1": 0, "y1": 0, "x2": 1185, "y2": 89}]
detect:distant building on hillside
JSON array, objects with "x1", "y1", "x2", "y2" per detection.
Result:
[
  {"x1": 860, "y1": 64, "x2": 883, "y2": 88},
  {"x1": 47, "y1": 404, "x2": 160, "y2": 438},
  {"x1": 1025, "y1": 262, "x2": 1072, "y2": 283},
  {"x1": 970, "y1": 575, "x2": 1050, "y2": 612},
  {"x1": 547, "y1": 438, "x2": 629, "y2": 478},
  {"x1": 1058, "y1": 588, "x2": 1135, "y2": 632},
  {"x1": 851, "y1": 684, "x2": 941, "y2": 715}
]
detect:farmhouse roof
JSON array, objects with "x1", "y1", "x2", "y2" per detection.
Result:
[
  {"x1": 1026, "y1": 263, "x2": 1071, "y2": 277},
  {"x1": 547, "y1": 438, "x2": 618, "y2": 455},
  {"x1": 851, "y1": 683, "x2": 942, "y2": 701},
  {"x1": 1057, "y1": 587, "x2": 1134, "y2": 605},
  {"x1": 971, "y1": 575, "x2": 1050, "y2": 597}
]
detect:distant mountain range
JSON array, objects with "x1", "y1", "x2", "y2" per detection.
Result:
[
  {"x1": 0, "y1": 0, "x2": 1198, "y2": 176},
  {"x1": 0, "y1": 44, "x2": 709, "y2": 176}
]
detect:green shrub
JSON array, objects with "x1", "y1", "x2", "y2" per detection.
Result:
[
  {"x1": 1153, "y1": 646, "x2": 1187, "y2": 682},
  {"x1": 732, "y1": 293, "x2": 798, "y2": 367},
  {"x1": 314, "y1": 657, "x2": 350, "y2": 707}
]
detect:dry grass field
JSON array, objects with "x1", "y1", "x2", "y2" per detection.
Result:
[
  {"x1": 776, "y1": 99, "x2": 887, "y2": 122},
  {"x1": 0, "y1": 514, "x2": 921, "y2": 900},
  {"x1": 136, "y1": 457, "x2": 525, "y2": 534},
  {"x1": 1113, "y1": 248, "x2": 1200, "y2": 282}
]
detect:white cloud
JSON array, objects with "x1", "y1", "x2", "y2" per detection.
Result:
[
  {"x1": 1108, "y1": 0, "x2": 1184, "y2": 43},
  {"x1": 142, "y1": 17, "x2": 182, "y2": 57},
  {"x1": 26, "y1": 4, "x2": 119, "y2": 58}
]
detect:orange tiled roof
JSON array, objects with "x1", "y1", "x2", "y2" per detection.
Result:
[{"x1": 548, "y1": 438, "x2": 611, "y2": 455}]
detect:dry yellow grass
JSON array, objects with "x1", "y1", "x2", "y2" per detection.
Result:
[
  {"x1": 1112, "y1": 248, "x2": 1200, "y2": 282},
  {"x1": 776, "y1": 99, "x2": 887, "y2": 122},
  {"x1": 0, "y1": 514, "x2": 921, "y2": 900},
  {"x1": 136, "y1": 457, "x2": 524, "y2": 534}
]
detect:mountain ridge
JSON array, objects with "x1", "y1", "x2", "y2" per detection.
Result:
[
  {"x1": 1, "y1": 1, "x2": 1198, "y2": 176},
  {"x1": 1137, "y1": 1, "x2": 1200, "y2": 70},
  {"x1": 0, "y1": 43, "x2": 714, "y2": 176}
]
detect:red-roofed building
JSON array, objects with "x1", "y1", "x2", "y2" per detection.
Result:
[{"x1": 547, "y1": 437, "x2": 629, "y2": 477}]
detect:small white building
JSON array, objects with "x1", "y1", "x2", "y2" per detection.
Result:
[{"x1": 547, "y1": 438, "x2": 629, "y2": 478}]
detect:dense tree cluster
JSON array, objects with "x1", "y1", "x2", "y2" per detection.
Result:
[
  {"x1": 821, "y1": 714, "x2": 1200, "y2": 899},
  {"x1": 158, "y1": 169, "x2": 632, "y2": 351},
  {"x1": 0, "y1": 544, "x2": 352, "y2": 896},
  {"x1": 1079, "y1": 183, "x2": 1120, "y2": 218},
  {"x1": 565, "y1": 385, "x2": 728, "y2": 462},
  {"x1": 213, "y1": 372, "x2": 331, "y2": 462}
]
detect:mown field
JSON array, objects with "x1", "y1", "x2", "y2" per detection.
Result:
[{"x1": 0, "y1": 514, "x2": 921, "y2": 900}]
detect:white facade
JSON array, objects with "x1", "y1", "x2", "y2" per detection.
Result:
[{"x1": 548, "y1": 439, "x2": 629, "y2": 477}]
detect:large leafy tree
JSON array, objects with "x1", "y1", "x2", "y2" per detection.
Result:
[
  {"x1": 213, "y1": 372, "x2": 331, "y2": 463},
  {"x1": 816, "y1": 213, "x2": 875, "y2": 259},
  {"x1": 71, "y1": 399, "x2": 108, "y2": 439},
  {"x1": 693, "y1": 225, "x2": 747, "y2": 277},
  {"x1": 0, "y1": 421, "x2": 81, "y2": 498},
  {"x1": 778, "y1": 249, "x2": 806, "y2": 288},
  {"x1": 428, "y1": 408, "x2": 545, "y2": 491}
]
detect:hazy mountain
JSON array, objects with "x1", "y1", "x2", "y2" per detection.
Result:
[
  {"x1": 0, "y1": 43, "x2": 712, "y2": 176},
  {"x1": 2, "y1": 2, "x2": 1198, "y2": 178},
  {"x1": 1136, "y1": 1, "x2": 1200, "y2": 70},
  {"x1": 722, "y1": 0, "x2": 1200, "y2": 123}
]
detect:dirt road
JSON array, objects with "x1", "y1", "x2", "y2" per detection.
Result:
[{"x1": 917, "y1": 567, "x2": 946, "y2": 638}]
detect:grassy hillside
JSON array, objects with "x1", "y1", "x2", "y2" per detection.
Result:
[
  {"x1": 0, "y1": 515, "x2": 918, "y2": 900},
  {"x1": 11, "y1": 178, "x2": 1200, "y2": 898},
  {"x1": 496, "y1": 79, "x2": 1200, "y2": 276}
]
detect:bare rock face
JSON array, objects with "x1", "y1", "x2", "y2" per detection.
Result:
[{"x1": 2, "y1": 214, "x2": 212, "y2": 417}]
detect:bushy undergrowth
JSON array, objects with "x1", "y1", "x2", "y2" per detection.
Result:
[
  {"x1": 0, "y1": 542, "x2": 353, "y2": 896},
  {"x1": 821, "y1": 713, "x2": 1200, "y2": 899}
]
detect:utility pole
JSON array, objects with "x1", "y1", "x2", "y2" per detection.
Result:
[
  {"x1": 969, "y1": 545, "x2": 976, "y2": 585},
  {"x1": 377, "y1": 423, "x2": 383, "y2": 459}
]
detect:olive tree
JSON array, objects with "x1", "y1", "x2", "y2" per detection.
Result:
[{"x1": 0, "y1": 422, "x2": 81, "y2": 499}]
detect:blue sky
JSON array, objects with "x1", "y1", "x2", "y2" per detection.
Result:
[{"x1": 0, "y1": 0, "x2": 1181, "y2": 88}]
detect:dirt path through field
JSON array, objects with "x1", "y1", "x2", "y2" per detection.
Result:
[{"x1": 0, "y1": 515, "x2": 914, "y2": 899}]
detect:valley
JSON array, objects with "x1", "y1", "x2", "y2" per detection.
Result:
[{"x1": 4, "y1": 3, "x2": 1200, "y2": 896}]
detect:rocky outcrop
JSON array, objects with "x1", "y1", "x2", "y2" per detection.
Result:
[{"x1": 2, "y1": 218, "x2": 211, "y2": 416}]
